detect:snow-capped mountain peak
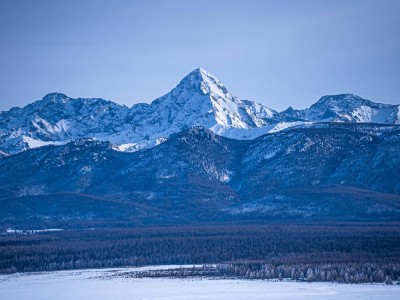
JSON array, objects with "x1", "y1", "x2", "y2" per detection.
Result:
[
  {"x1": 281, "y1": 93, "x2": 400, "y2": 124},
  {"x1": 177, "y1": 67, "x2": 230, "y2": 98},
  {"x1": 141, "y1": 68, "x2": 278, "y2": 138},
  {"x1": 162, "y1": 67, "x2": 231, "y2": 106},
  {"x1": 41, "y1": 92, "x2": 70, "y2": 104},
  {"x1": 310, "y1": 94, "x2": 372, "y2": 112}
]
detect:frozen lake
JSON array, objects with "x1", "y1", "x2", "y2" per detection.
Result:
[{"x1": 0, "y1": 266, "x2": 399, "y2": 300}]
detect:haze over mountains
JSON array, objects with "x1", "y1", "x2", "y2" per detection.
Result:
[{"x1": 0, "y1": 68, "x2": 399, "y2": 228}]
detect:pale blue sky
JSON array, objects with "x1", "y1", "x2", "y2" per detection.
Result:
[{"x1": 0, "y1": 0, "x2": 399, "y2": 111}]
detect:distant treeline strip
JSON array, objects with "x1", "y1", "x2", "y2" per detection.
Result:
[
  {"x1": 1, "y1": 223, "x2": 399, "y2": 284},
  {"x1": 126, "y1": 263, "x2": 399, "y2": 284}
]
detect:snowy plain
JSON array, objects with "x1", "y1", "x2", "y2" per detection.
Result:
[{"x1": 0, "y1": 266, "x2": 399, "y2": 300}]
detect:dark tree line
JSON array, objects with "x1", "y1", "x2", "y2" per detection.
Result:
[
  {"x1": 1, "y1": 223, "x2": 400, "y2": 284},
  {"x1": 129, "y1": 263, "x2": 400, "y2": 284}
]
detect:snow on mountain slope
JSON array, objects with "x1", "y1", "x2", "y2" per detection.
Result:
[
  {"x1": 0, "y1": 150, "x2": 9, "y2": 158},
  {"x1": 280, "y1": 94, "x2": 400, "y2": 124},
  {"x1": 0, "y1": 68, "x2": 279, "y2": 154},
  {"x1": 1, "y1": 125, "x2": 400, "y2": 224},
  {"x1": 0, "y1": 70, "x2": 399, "y2": 155},
  {"x1": 115, "y1": 68, "x2": 280, "y2": 141},
  {"x1": 0, "y1": 93, "x2": 131, "y2": 154}
]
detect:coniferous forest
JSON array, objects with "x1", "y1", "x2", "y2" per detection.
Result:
[{"x1": 1, "y1": 223, "x2": 399, "y2": 283}]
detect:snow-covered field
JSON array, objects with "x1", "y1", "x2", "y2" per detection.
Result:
[{"x1": 0, "y1": 266, "x2": 399, "y2": 300}]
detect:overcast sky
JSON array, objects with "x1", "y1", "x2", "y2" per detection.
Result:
[{"x1": 0, "y1": 0, "x2": 399, "y2": 112}]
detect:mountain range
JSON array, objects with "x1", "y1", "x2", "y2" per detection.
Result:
[
  {"x1": 0, "y1": 68, "x2": 399, "y2": 228},
  {"x1": 0, "y1": 68, "x2": 399, "y2": 155}
]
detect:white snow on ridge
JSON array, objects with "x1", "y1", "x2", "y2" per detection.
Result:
[
  {"x1": 0, "y1": 150, "x2": 9, "y2": 157},
  {"x1": 22, "y1": 136, "x2": 67, "y2": 149},
  {"x1": 0, "y1": 267, "x2": 398, "y2": 300},
  {"x1": 296, "y1": 94, "x2": 400, "y2": 124},
  {"x1": 0, "y1": 70, "x2": 399, "y2": 155},
  {"x1": 113, "y1": 142, "x2": 144, "y2": 152}
]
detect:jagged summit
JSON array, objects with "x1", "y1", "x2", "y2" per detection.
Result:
[
  {"x1": 311, "y1": 94, "x2": 372, "y2": 109},
  {"x1": 146, "y1": 67, "x2": 277, "y2": 137},
  {"x1": 161, "y1": 67, "x2": 230, "y2": 104},
  {"x1": 281, "y1": 93, "x2": 400, "y2": 124},
  {"x1": 181, "y1": 67, "x2": 220, "y2": 83},
  {"x1": 176, "y1": 67, "x2": 230, "y2": 98},
  {"x1": 42, "y1": 92, "x2": 69, "y2": 101}
]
